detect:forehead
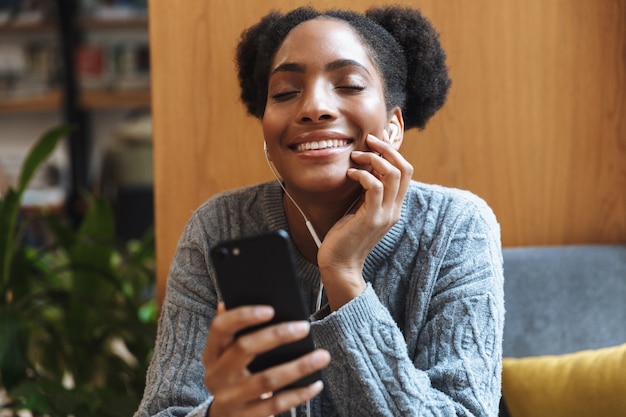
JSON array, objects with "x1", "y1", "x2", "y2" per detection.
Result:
[{"x1": 272, "y1": 18, "x2": 375, "y2": 72}]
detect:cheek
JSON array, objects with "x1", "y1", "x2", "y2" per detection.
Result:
[
  {"x1": 355, "y1": 91, "x2": 386, "y2": 115},
  {"x1": 262, "y1": 112, "x2": 280, "y2": 142},
  {"x1": 352, "y1": 100, "x2": 388, "y2": 138},
  {"x1": 262, "y1": 112, "x2": 286, "y2": 161}
]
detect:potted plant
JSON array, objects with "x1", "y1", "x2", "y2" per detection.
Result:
[{"x1": 0, "y1": 126, "x2": 156, "y2": 417}]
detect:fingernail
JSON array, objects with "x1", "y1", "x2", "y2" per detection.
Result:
[
  {"x1": 289, "y1": 321, "x2": 310, "y2": 334},
  {"x1": 255, "y1": 306, "x2": 274, "y2": 319},
  {"x1": 312, "y1": 349, "x2": 331, "y2": 366},
  {"x1": 310, "y1": 380, "x2": 324, "y2": 393}
]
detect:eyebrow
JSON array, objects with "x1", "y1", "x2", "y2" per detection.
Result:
[{"x1": 270, "y1": 59, "x2": 370, "y2": 76}]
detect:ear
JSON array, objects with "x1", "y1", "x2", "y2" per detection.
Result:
[{"x1": 387, "y1": 107, "x2": 404, "y2": 150}]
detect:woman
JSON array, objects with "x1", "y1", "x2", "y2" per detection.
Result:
[{"x1": 136, "y1": 5, "x2": 504, "y2": 417}]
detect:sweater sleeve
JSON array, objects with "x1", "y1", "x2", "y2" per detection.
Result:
[
  {"x1": 134, "y1": 213, "x2": 217, "y2": 417},
  {"x1": 311, "y1": 198, "x2": 504, "y2": 417}
]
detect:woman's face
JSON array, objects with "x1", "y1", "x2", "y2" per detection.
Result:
[{"x1": 263, "y1": 18, "x2": 400, "y2": 197}]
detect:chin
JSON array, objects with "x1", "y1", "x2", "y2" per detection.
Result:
[
  {"x1": 285, "y1": 162, "x2": 357, "y2": 193},
  {"x1": 303, "y1": 175, "x2": 358, "y2": 195}
]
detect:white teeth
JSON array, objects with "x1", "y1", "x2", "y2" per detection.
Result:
[{"x1": 295, "y1": 139, "x2": 348, "y2": 151}]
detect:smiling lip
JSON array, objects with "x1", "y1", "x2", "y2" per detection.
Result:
[
  {"x1": 294, "y1": 139, "x2": 351, "y2": 151},
  {"x1": 289, "y1": 131, "x2": 352, "y2": 152}
]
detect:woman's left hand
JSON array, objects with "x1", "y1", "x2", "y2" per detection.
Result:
[{"x1": 317, "y1": 132, "x2": 413, "y2": 310}]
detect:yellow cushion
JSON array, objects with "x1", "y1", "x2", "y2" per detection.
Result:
[{"x1": 502, "y1": 343, "x2": 626, "y2": 417}]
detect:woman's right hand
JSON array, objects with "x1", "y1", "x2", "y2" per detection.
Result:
[{"x1": 203, "y1": 303, "x2": 330, "y2": 417}]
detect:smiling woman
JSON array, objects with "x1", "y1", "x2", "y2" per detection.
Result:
[
  {"x1": 262, "y1": 18, "x2": 394, "y2": 213},
  {"x1": 135, "y1": 5, "x2": 504, "y2": 417}
]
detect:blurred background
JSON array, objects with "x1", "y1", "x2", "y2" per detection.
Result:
[
  {"x1": 0, "y1": 0, "x2": 152, "y2": 241},
  {"x1": 0, "y1": 0, "x2": 624, "y2": 415},
  {"x1": 1, "y1": 2, "x2": 156, "y2": 416}
]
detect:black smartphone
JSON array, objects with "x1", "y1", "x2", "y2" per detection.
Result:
[{"x1": 210, "y1": 229, "x2": 321, "y2": 390}]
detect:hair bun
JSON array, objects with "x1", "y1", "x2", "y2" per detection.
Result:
[{"x1": 366, "y1": 6, "x2": 451, "y2": 130}]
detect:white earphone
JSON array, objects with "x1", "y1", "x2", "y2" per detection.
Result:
[{"x1": 388, "y1": 124, "x2": 399, "y2": 142}]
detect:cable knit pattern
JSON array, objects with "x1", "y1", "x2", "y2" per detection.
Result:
[{"x1": 134, "y1": 180, "x2": 504, "y2": 417}]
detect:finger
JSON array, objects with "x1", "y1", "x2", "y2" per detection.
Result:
[
  {"x1": 349, "y1": 150, "x2": 400, "y2": 211},
  {"x1": 370, "y1": 154, "x2": 401, "y2": 209},
  {"x1": 357, "y1": 135, "x2": 413, "y2": 212},
  {"x1": 213, "y1": 321, "x2": 313, "y2": 382},
  {"x1": 249, "y1": 380, "x2": 324, "y2": 417},
  {"x1": 204, "y1": 305, "x2": 274, "y2": 364},
  {"x1": 366, "y1": 134, "x2": 412, "y2": 171},
  {"x1": 352, "y1": 149, "x2": 399, "y2": 180},
  {"x1": 346, "y1": 164, "x2": 385, "y2": 209},
  {"x1": 239, "y1": 350, "x2": 329, "y2": 415},
  {"x1": 366, "y1": 134, "x2": 413, "y2": 204},
  {"x1": 248, "y1": 348, "x2": 330, "y2": 395},
  {"x1": 366, "y1": 134, "x2": 413, "y2": 177},
  {"x1": 213, "y1": 346, "x2": 328, "y2": 412}
]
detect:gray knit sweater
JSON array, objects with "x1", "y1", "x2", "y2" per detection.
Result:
[{"x1": 135, "y1": 180, "x2": 504, "y2": 417}]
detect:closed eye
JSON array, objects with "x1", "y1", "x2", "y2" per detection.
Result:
[
  {"x1": 271, "y1": 91, "x2": 299, "y2": 101},
  {"x1": 337, "y1": 85, "x2": 365, "y2": 93}
]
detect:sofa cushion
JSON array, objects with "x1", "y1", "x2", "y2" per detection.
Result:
[{"x1": 501, "y1": 343, "x2": 626, "y2": 417}]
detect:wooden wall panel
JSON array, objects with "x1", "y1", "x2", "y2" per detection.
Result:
[{"x1": 149, "y1": 0, "x2": 626, "y2": 304}]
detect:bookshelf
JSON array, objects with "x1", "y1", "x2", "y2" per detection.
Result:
[
  {"x1": 0, "y1": 15, "x2": 150, "y2": 113},
  {"x1": 81, "y1": 89, "x2": 150, "y2": 109},
  {"x1": 0, "y1": 89, "x2": 151, "y2": 113},
  {"x1": 0, "y1": 90, "x2": 62, "y2": 112},
  {"x1": 0, "y1": 1, "x2": 150, "y2": 222}
]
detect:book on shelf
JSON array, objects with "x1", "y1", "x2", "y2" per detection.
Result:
[
  {"x1": 76, "y1": 40, "x2": 150, "y2": 91},
  {"x1": 0, "y1": 0, "x2": 149, "y2": 105},
  {"x1": 0, "y1": 41, "x2": 60, "y2": 98}
]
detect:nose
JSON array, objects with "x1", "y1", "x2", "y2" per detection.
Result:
[{"x1": 297, "y1": 82, "x2": 338, "y2": 123}]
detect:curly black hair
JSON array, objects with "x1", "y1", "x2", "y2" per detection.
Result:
[{"x1": 236, "y1": 5, "x2": 451, "y2": 130}]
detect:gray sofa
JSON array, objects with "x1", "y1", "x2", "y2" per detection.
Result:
[{"x1": 499, "y1": 244, "x2": 626, "y2": 416}]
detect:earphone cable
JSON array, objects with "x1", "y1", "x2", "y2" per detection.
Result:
[{"x1": 265, "y1": 144, "x2": 362, "y2": 417}]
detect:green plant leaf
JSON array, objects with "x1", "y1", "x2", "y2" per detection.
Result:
[
  {"x1": 0, "y1": 126, "x2": 156, "y2": 415},
  {"x1": 0, "y1": 189, "x2": 20, "y2": 290},
  {"x1": 1, "y1": 124, "x2": 69, "y2": 291},
  {"x1": 0, "y1": 308, "x2": 31, "y2": 390},
  {"x1": 138, "y1": 299, "x2": 157, "y2": 323},
  {"x1": 17, "y1": 125, "x2": 71, "y2": 193}
]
